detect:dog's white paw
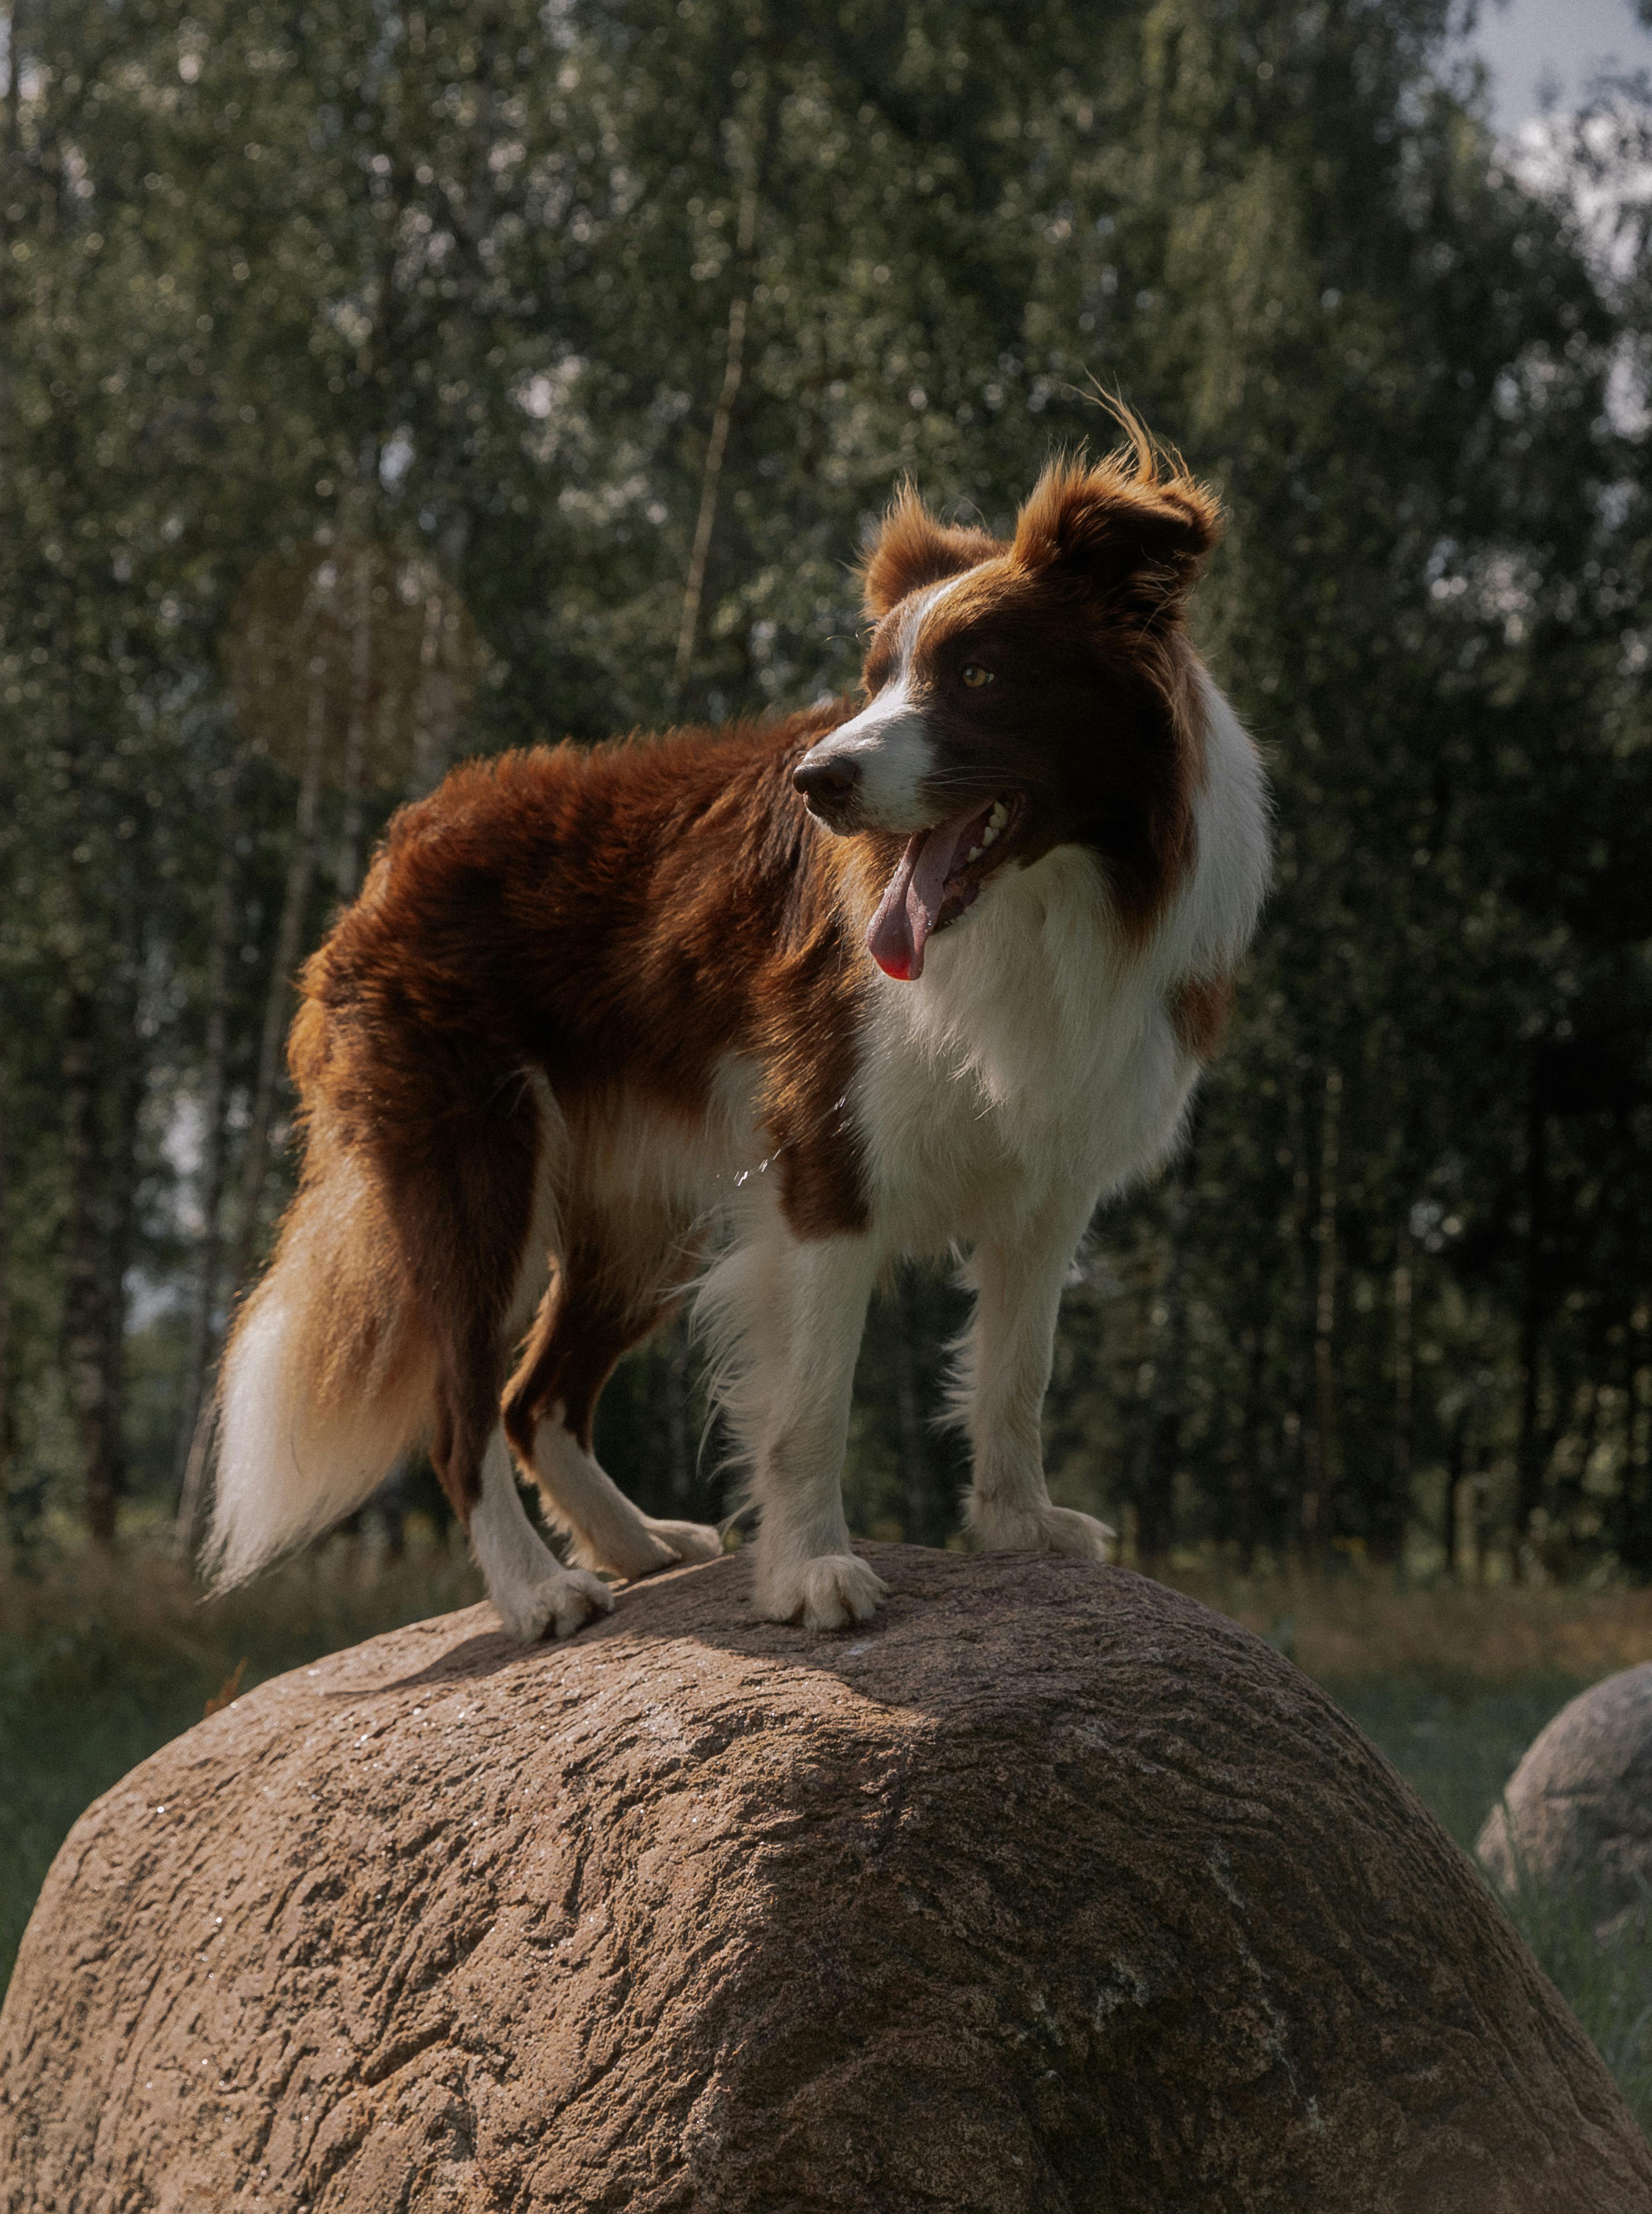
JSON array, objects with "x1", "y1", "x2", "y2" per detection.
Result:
[
  {"x1": 757, "y1": 1551, "x2": 888, "y2": 1632},
  {"x1": 643, "y1": 1516, "x2": 725, "y2": 1565},
  {"x1": 578, "y1": 1516, "x2": 724, "y2": 1581},
  {"x1": 575, "y1": 1522, "x2": 680, "y2": 1580},
  {"x1": 973, "y1": 1502, "x2": 1116, "y2": 1562},
  {"x1": 492, "y1": 1565, "x2": 615, "y2": 1645}
]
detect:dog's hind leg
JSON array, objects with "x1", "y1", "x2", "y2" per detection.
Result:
[
  {"x1": 957, "y1": 1185, "x2": 1116, "y2": 1562},
  {"x1": 408, "y1": 1079, "x2": 614, "y2": 1644},
  {"x1": 502, "y1": 1221, "x2": 723, "y2": 1581}
]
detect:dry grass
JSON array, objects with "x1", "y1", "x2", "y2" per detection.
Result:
[
  {"x1": 1161, "y1": 1559, "x2": 1652, "y2": 1688},
  {"x1": 0, "y1": 1527, "x2": 482, "y2": 1667},
  {"x1": 0, "y1": 1528, "x2": 484, "y2": 1988}
]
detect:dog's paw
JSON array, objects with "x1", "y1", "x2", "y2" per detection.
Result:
[
  {"x1": 579, "y1": 1516, "x2": 724, "y2": 1581},
  {"x1": 576, "y1": 1522, "x2": 682, "y2": 1580},
  {"x1": 493, "y1": 1565, "x2": 615, "y2": 1645},
  {"x1": 643, "y1": 1516, "x2": 725, "y2": 1565},
  {"x1": 757, "y1": 1552, "x2": 888, "y2": 1632},
  {"x1": 974, "y1": 1502, "x2": 1116, "y2": 1563}
]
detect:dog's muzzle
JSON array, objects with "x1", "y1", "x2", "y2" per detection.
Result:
[{"x1": 793, "y1": 750, "x2": 860, "y2": 823}]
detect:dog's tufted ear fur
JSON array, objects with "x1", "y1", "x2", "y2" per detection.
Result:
[
  {"x1": 1012, "y1": 439, "x2": 1221, "y2": 616},
  {"x1": 859, "y1": 487, "x2": 1004, "y2": 620}
]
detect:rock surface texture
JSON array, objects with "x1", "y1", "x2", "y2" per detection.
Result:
[
  {"x1": 4, "y1": 1547, "x2": 1650, "y2": 2214},
  {"x1": 1478, "y1": 1662, "x2": 1652, "y2": 1935}
]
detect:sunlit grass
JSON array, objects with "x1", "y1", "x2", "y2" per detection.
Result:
[
  {"x1": 1158, "y1": 1553, "x2": 1652, "y2": 1688},
  {"x1": 5, "y1": 1538, "x2": 1652, "y2": 2135}
]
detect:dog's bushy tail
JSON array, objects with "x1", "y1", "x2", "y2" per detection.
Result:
[{"x1": 203, "y1": 1128, "x2": 436, "y2": 1590}]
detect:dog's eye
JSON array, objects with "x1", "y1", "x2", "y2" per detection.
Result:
[{"x1": 960, "y1": 663, "x2": 994, "y2": 689}]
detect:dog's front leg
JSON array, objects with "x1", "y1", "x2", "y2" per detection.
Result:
[
  {"x1": 961, "y1": 1190, "x2": 1115, "y2": 1562},
  {"x1": 739, "y1": 1231, "x2": 884, "y2": 1631}
]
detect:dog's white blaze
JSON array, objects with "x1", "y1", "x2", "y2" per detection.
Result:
[
  {"x1": 797, "y1": 573, "x2": 980, "y2": 832},
  {"x1": 813, "y1": 676, "x2": 936, "y2": 829}
]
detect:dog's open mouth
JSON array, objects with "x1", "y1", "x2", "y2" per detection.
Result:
[{"x1": 867, "y1": 792, "x2": 1026, "y2": 981}]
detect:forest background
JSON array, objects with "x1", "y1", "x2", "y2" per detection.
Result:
[{"x1": 3, "y1": 0, "x2": 1652, "y2": 1586}]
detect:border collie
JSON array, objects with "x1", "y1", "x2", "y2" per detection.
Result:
[{"x1": 206, "y1": 423, "x2": 1270, "y2": 1636}]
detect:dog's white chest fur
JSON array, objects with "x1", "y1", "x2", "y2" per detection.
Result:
[{"x1": 856, "y1": 845, "x2": 1196, "y2": 1260}]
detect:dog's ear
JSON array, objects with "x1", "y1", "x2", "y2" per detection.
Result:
[
  {"x1": 860, "y1": 487, "x2": 1002, "y2": 620},
  {"x1": 1012, "y1": 451, "x2": 1220, "y2": 615}
]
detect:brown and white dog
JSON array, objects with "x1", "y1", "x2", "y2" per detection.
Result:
[{"x1": 206, "y1": 426, "x2": 1270, "y2": 1636}]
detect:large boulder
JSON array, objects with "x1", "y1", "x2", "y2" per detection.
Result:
[
  {"x1": 1478, "y1": 1662, "x2": 1652, "y2": 1934},
  {"x1": 3, "y1": 1546, "x2": 1648, "y2": 2214}
]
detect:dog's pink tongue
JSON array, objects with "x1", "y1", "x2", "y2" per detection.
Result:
[{"x1": 866, "y1": 808, "x2": 981, "y2": 981}]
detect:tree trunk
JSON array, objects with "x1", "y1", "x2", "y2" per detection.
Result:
[
  {"x1": 89, "y1": 1023, "x2": 144, "y2": 1546},
  {"x1": 0, "y1": 1068, "x2": 11, "y2": 1520},
  {"x1": 1619, "y1": 1295, "x2": 1652, "y2": 1578},
  {"x1": 1556, "y1": 1369, "x2": 1604, "y2": 1570},
  {"x1": 336, "y1": 541, "x2": 373, "y2": 899},
  {"x1": 61, "y1": 955, "x2": 144, "y2": 1548},
  {"x1": 61, "y1": 990, "x2": 112, "y2": 1542},
  {"x1": 1514, "y1": 1079, "x2": 1548, "y2": 1563},
  {"x1": 669, "y1": 235, "x2": 752, "y2": 706},
  {"x1": 0, "y1": 3, "x2": 23, "y2": 498},
  {"x1": 410, "y1": 582, "x2": 455, "y2": 795},
  {"x1": 1302, "y1": 1065, "x2": 1342, "y2": 1559},
  {"x1": 668, "y1": 77, "x2": 774, "y2": 713},
  {"x1": 1235, "y1": 1312, "x2": 1268, "y2": 1569},
  {"x1": 172, "y1": 833, "x2": 238, "y2": 1544},
  {"x1": 227, "y1": 604, "x2": 331, "y2": 1302},
  {"x1": 1446, "y1": 1407, "x2": 1474, "y2": 1582},
  {"x1": 1387, "y1": 1218, "x2": 1414, "y2": 1558},
  {"x1": 3, "y1": 5, "x2": 18, "y2": 158}
]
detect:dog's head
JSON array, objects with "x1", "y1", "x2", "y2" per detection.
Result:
[{"x1": 794, "y1": 431, "x2": 1220, "y2": 979}]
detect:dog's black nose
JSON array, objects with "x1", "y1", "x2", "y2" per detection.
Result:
[{"x1": 793, "y1": 754, "x2": 859, "y2": 806}]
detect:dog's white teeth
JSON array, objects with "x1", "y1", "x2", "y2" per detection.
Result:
[
  {"x1": 967, "y1": 845, "x2": 982, "y2": 862},
  {"x1": 988, "y1": 800, "x2": 1009, "y2": 830},
  {"x1": 980, "y1": 822, "x2": 999, "y2": 849}
]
